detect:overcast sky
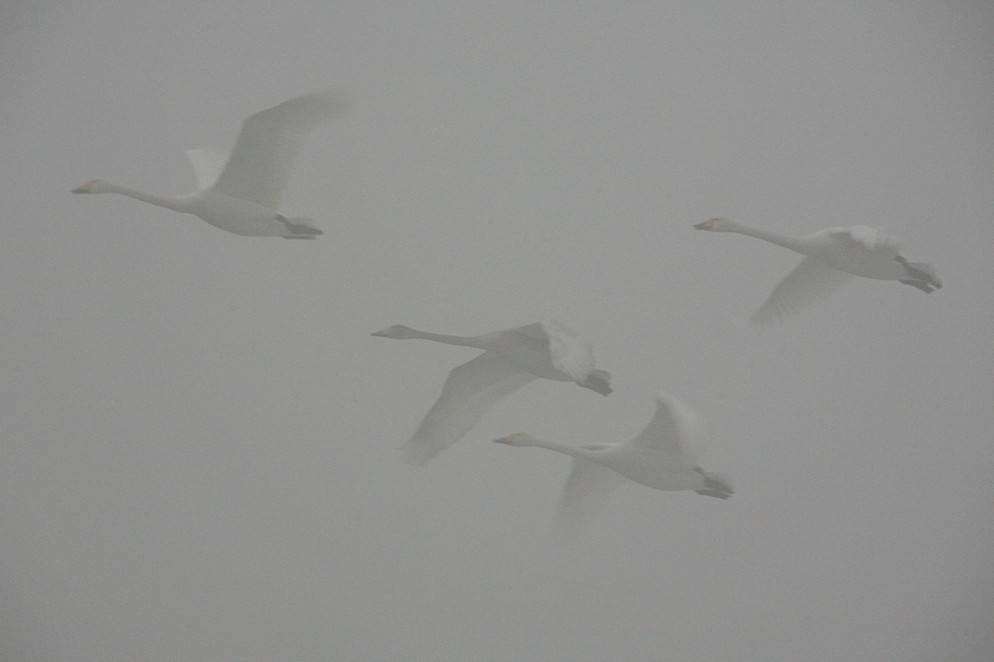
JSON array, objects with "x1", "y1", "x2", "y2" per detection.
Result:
[{"x1": 3, "y1": 2, "x2": 993, "y2": 660}]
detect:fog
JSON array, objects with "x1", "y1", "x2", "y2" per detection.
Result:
[{"x1": 2, "y1": 3, "x2": 993, "y2": 660}]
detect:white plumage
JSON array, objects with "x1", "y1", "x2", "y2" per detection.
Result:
[
  {"x1": 72, "y1": 89, "x2": 350, "y2": 238},
  {"x1": 495, "y1": 392, "x2": 732, "y2": 539},
  {"x1": 371, "y1": 320, "x2": 612, "y2": 464},
  {"x1": 695, "y1": 217, "x2": 941, "y2": 325}
]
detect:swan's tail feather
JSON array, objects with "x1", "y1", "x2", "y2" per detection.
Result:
[
  {"x1": 277, "y1": 215, "x2": 323, "y2": 238},
  {"x1": 895, "y1": 256, "x2": 941, "y2": 292},
  {"x1": 582, "y1": 369, "x2": 612, "y2": 395}
]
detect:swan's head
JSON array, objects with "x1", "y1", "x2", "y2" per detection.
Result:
[
  {"x1": 493, "y1": 433, "x2": 543, "y2": 448},
  {"x1": 694, "y1": 217, "x2": 735, "y2": 232},
  {"x1": 371, "y1": 324, "x2": 417, "y2": 339},
  {"x1": 72, "y1": 179, "x2": 113, "y2": 194}
]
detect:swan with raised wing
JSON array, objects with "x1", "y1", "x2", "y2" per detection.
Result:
[
  {"x1": 72, "y1": 89, "x2": 350, "y2": 238},
  {"x1": 494, "y1": 391, "x2": 732, "y2": 539},
  {"x1": 694, "y1": 217, "x2": 941, "y2": 325},
  {"x1": 372, "y1": 320, "x2": 612, "y2": 464}
]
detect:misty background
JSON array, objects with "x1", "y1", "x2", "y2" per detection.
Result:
[{"x1": 2, "y1": 2, "x2": 992, "y2": 660}]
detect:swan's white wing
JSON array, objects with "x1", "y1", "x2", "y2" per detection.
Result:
[
  {"x1": 402, "y1": 352, "x2": 537, "y2": 464},
  {"x1": 184, "y1": 147, "x2": 229, "y2": 190},
  {"x1": 554, "y1": 448, "x2": 627, "y2": 540},
  {"x1": 751, "y1": 256, "x2": 854, "y2": 326},
  {"x1": 211, "y1": 89, "x2": 350, "y2": 208},
  {"x1": 539, "y1": 319, "x2": 595, "y2": 383},
  {"x1": 829, "y1": 225, "x2": 900, "y2": 252},
  {"x1": 630, "y1": 392, "x2": 706, "y2": 460},
  {"x1": 509, "y1": 322, "x2": 548, "y2": 341}
]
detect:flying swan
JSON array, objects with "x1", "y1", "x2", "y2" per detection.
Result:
[
  {"x1": 72, "y1": 89, "x2": 350, "y2": 238},
  {"x1": 694, "y1": 217, "x2": 942, "y2": 325},
  {"x1": 494, "y1": 391, "x2": 732, "y2": 539},
  {"x1": 371, "y1": 320, "x2": 612, "y2": 464}
]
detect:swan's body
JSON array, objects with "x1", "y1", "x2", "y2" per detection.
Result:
[
  {"x1": 72, "y1": 89, "x2": 350, "y2": 238},
  {"x1": 372, "y1": 320, "x2": 612, "y2": 464},
  {"x1": 495, "y1": 391, "x2": 732, "y2": 538},
  {"x1": 694, "y1": 217, "x2": 941, "y2": 325}
]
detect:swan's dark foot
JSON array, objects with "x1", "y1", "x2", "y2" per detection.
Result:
[
  {"x1": 277, "y1": 214, "x2": 323, "y2": 238},
  {"x1": 895, "y1": 255, "x2": 941, "y2": 292},
  {"x1": 696, "y1": 483, "x2": 733, "y2": 499},
  {"x1": 694, "y1": 467, "x2": 734, "y2": 499},
  {"x1": 582, "y1": 371, "x2": 613, "y2": 395},
  {"x1": 899, "y1": 279, "x2": 937, "y2": 293},
  {"x1": 696, "y1": 489, "x2": 732, "y2": 499}
]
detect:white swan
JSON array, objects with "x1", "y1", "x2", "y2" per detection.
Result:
[
  {"x1": 72, "y1": 89, "x2": 350, "y2": 238},
  {"x1": 694, "y1": 217, "x2": 942, "y2": 325},
  {"x1": 494, "y1": 391, "x2": 732, "y2": 538},
  {"x1": 371, "y1": 320, "x2": 612, "y2": 464}
]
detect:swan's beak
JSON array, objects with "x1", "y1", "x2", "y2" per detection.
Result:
[
  {"x1": 492, "y1": 435, "x2": 514, "y2": 445},
  {"x1": 693, "y1": 220, "x2": 711, "y2": 230},
  {"x1": 72, "y1": 183, "x2": 92, "y2": 194},
  {"x1": 370, "y1": 329, "x2": 389, "y2": 337}
]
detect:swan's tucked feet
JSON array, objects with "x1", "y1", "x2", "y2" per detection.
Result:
[
  {"x1": 582, "y1": 371, "x2": 613, "y2": 395},
  {"x1": 899, "y1": 279, "x2": 938, "y2": 293},
  {"x1": 276, "y1": 215, "x2": 323, "y2": 238},
  {"x1": 895, "y1": 255, "x2": 941, "y2": 292},
  {"x1": 694, "y1": 468, "x2": 734, "y2": 499}
]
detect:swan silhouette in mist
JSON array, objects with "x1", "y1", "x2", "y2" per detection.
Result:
[
  {"x1": 72, "y1": 89, "x2": 350, "y2": 238},
  {"x1": 494, "y1": 391, "x2": 732, "y2": 539},
  {"x1": 694, "y1": 217, "x2": 941, "y2": 325},
  {"x1": 371, "y1": 320, "x2": 612, "y2": 465}
]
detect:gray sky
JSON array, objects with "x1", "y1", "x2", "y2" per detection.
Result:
[{"x1": 3, "y1": 2, "x2": 993, "y2": 660}]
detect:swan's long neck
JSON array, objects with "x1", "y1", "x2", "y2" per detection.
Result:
[
  {"x1": 404, "y1": 329, "x2": 485, "y2": 349},
  {"x1": 102, "y1": 182, "x2": 192, "y2": 214},
  {"x1": 726, "y1": 221, "x2": 810, "y2": 255},
  {"x1": 524, "y1": 437, "x2": 599, "y2": 462}
]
